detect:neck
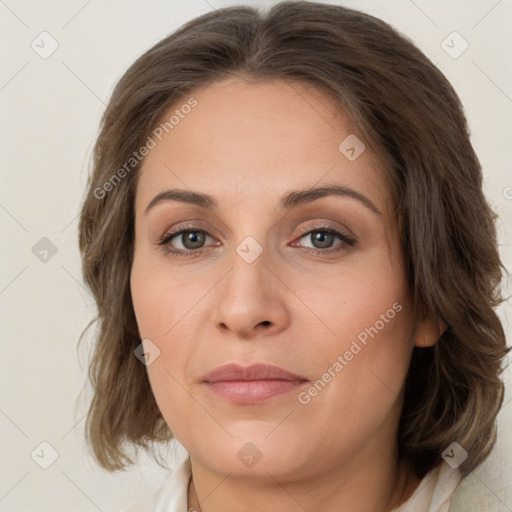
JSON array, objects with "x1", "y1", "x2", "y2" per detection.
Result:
[{"x1": 186, "y1": 446, "x2": 420, "y2": 512}]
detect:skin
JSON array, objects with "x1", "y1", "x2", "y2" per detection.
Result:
[{"x1": 130, "y1": 76, "x2": 444, "y2": 512}]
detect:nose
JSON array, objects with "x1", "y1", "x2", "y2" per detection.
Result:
[{"x1": 213, "y1": 250, "x2": 290, "y2": 340}]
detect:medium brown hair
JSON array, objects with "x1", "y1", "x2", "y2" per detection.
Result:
[{"x1": 78, "y1": 0, "x2": 509, "y2": 478}]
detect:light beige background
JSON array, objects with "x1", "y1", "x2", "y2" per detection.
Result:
[{"x1": 0, "y1": 0, "x2": 511, "y2": 510}]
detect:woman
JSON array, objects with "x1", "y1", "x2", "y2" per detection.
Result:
[{"x1": 78, "y1": 2, "x2": 509, "y2": 511}]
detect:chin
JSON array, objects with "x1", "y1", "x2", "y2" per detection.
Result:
[{"x1": 186, "y1": 432, "x2": 313, "y2": 480}]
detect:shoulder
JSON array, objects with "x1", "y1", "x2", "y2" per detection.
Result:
[
  {"x1": 122, "y1": 458, "x2": 192, "y2": 512},
  {"x1": 449, "y1": 469, "x2": 509, "y2": 512},
  {"x1": 124, "y1": 488, "x2": 163, "y2": 512},
  {"x1": 398, "y1": 462, "x2": 462, "y2": 512}
]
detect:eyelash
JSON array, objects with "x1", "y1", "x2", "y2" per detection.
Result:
[{"x1": 157, "y1": 225, "x2": 356, "y2": 258}]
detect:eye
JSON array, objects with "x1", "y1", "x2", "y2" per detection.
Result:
[
  {"x1": 292, "y1": 226, "x2": 356, "y2": 254},
  {"x1": 157, "y1": 225, "x2": 355, "y2": 258},
  {"x1": 158, "y1": 228, "x2": 217, "y2": 256}
]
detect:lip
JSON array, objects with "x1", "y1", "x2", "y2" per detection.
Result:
[{"x1": 202, "y1": 363, "x2": 309, "y2": 404}]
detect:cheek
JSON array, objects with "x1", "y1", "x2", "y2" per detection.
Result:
[
  {"x1": 130, "y1": 270, "x2": 195, "y2": 440},
  {"x1": 130, "y1": 255, "x2": 202, "y2": 341},
  {"x1": 130, "y1": 258, "x2": 203, "y2": 419},
  {"x1": 290, "y1": 256, "x2": 414, "y2": 406},
  {"x1": 290, "y1": 257, "x2": 412, "y2": 348},
  {"x1": 293, "y1": 287, "x2": 414, "y2": 445}
]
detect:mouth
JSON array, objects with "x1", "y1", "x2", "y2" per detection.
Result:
[{"x1": 202, "y1": 363, "x2": 309, "y2": 404}]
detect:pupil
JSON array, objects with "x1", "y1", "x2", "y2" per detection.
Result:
[
  {"x1": 313, "y1": 232, "x2": 332, "y2": 249},
  {"x1": 184, "y1": 231, "x2": 204, "y2": 249}
]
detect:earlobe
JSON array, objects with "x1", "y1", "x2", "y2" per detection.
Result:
[{"x1": 413, "y1": 317, "x2": 447, "y2": 347}]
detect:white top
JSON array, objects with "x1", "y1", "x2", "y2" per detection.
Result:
[{"x1": 123, "y1": 457, "x2": 465, "y2": 512}]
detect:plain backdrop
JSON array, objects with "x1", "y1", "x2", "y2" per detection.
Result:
[{"x1": 0, "y1": 0, "x2": 511, "y2": 510}]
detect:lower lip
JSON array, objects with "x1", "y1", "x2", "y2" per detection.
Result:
[{"x1": 204, "y1": 379, "x2": 308, "y2": 404}]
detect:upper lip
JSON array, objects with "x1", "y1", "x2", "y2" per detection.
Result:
[{"x1": 202, "y1": 363, "x2": 308, "y2": 383}]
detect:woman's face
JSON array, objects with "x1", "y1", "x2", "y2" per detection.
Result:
[{"x1": 130, "y1": 77, "x2": 437, "y2": 480}]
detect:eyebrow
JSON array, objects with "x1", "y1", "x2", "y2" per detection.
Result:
[{"x1": 144, "y1": 184, "x2": 381, "y2": 215}]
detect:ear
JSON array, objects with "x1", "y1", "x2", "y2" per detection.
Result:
[{"x1": 412, "y1": 316, "x2": 447, "y2": 348}]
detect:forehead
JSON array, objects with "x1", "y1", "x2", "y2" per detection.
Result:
[{"x1": 136, "y1": 77, "x2": 390, "y2": 216}]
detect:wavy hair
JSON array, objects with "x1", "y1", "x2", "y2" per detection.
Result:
[{"x1": 78, "y1": 0, "x2": 509, "y2": 477}]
